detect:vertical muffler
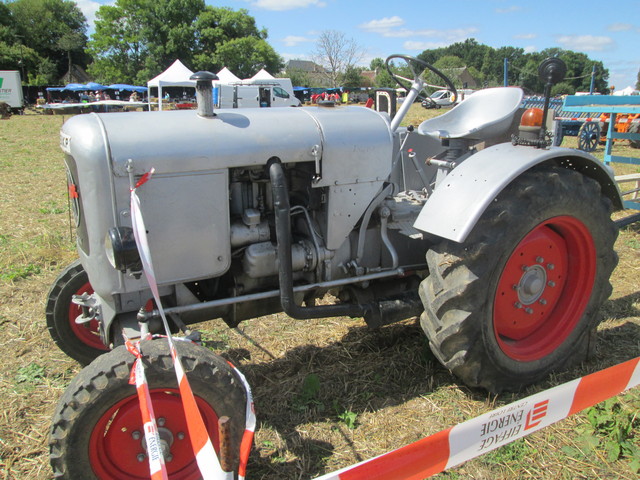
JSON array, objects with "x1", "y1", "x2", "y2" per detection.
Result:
[{"x1": 190, "y1": 71, "x2": 218, "y2": 117}]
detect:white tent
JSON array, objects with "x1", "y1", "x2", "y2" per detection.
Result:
[
  {"x1": 147, "y1": 59, "x2": 195, "y2": 110},
  {"x1": 216, "y1": 67, "x2": 241, "y2": 84},
  {"x1": 250, "y1": 69, "x2": 275, "y2": 81},
  {"x1": 613, "y1": 85, "x2": 640, "y2": 96}
]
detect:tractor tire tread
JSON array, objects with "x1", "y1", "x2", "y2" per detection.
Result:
[{"x1": 419, "y1": 165, "x2": 618, "y2": 392}]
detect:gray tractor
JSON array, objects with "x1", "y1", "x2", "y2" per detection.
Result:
[{"x1": 48, "y1": 56, "x2": 621, "y2": 478}]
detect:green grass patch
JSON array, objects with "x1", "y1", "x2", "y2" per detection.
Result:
[
  {"x1": 1, "y1": 263, "x2": 42, "y2": 282},
  {"x1": 39, "y1": 201, "x2": 67, "y2": 215}
]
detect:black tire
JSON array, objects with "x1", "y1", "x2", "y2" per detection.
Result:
[
  {"x1": 629, "y1": 121, "x2": 640, "y2": 149},
  {"x1": 49, "y1": 339, "x2": 247, "y2": 479},
  {"x1": 46, "y1": 260, "x2": 109, "y2": 365},
  {"x1": 419, "y1": 166, "x2": 618, "y2": 393},
  {"x1": 577, "y1": 121, "x2": 601, "y2": 152}
]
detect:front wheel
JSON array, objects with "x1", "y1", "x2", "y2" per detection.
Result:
[
  {"x1": 49, "y1": 339, "x2": 247, "y2": 479},
  {"x1": 419, "y1": 166, "x2": 618, "y2": 393},
  {"x1": 46, "y1": 260, "x2": 109, "y2": 365}
]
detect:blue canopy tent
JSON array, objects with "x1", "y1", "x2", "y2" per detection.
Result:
[
  {"x1": 107, "y1": 84, "x2": 148, "y2": 93},
  {"x1": 46, "y1": 82, "x2": 108, "y2": 92},
  {"x1": 85, "y1": 82, "x2": 107, "y2": 91}
]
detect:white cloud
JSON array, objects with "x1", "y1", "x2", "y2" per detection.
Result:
[
  {"x1": 360, "y1": 18, "x2": 478, "y2": 44},
  {"x1": 246, "y1": 0, "x2": 326, "y2": 11},
  {"x1": 556, "y1": 34, "x2": 615, "y2": 52},
  {"x1": 76, "y1": 0, "x2": 110, "y2": 29},
  {"x1": 607, "y1": 23, "x2": 633, "y2": 32},
  {"x1": 281, "y1": 35, "x2": 315, "y2": 47},
  {"x1": 523, "y1": 45, "x2": 537, "y2": 54},
  {"x1": 359, "y1": 16, "x2": 405, "y2": 34}
]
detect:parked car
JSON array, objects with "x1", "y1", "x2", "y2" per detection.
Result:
[{"x1": 422, "y1": 88, "x2": 476, "y2": 108}]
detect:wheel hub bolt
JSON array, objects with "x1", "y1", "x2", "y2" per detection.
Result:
[
  {"x1": 177, "y1": 432, "x2": 185, "y2": 440},
  {"x1": 514, "y1": 302, "x2": 522, "y2": 309},
  {"x1": 548, "y1": 281, "x2": 556, "y2": 287},
  {"x1": 166, "y1": 454, "x2": 173, "y2": 463},
  {"x1": 536, "y1": 257, "x2": 544, "y2": 264},
  {"x1": 525, "y1": 308, "x2": 534, "y2": 314},
  {"x1": 547, "y1": 263, "x2": 555, "y2": 270},
  {"x1": 539, "y1": 299, "x2": 547, "y2": 305},
  {"x1": 157, "y1": 417, "x2": 166, "y2": 427},
  {"x1": 137, "y1": 453, "x2": 146, "y2": 462},
  {"x1": 132, "y1": 430, "x2": 141, "y2": 440}
]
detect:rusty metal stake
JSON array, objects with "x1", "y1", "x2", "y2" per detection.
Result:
[{"x1": 218, "y1": 416, "x2": 233, "y2": 473}]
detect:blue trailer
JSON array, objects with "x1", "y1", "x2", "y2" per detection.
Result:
[
  {"x1": 562, "y1": 94, "x2": 640, "y2": 212},
  {"x1": 521, "y1": 96, "x2": 608, "y2": 152}
]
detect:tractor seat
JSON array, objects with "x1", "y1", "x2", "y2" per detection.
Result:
[{"x1": 418, "y1": 87, "x2": 524, "y2": 141}]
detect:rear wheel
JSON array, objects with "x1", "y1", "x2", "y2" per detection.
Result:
[
  {"x1": 46, "y1": 260, "x2": 108, "y2": 365},
  {"x1": 419, "y1": 166, "x2": 618, "y2": 393},
  {"x1": 49, "y1": 339, "x2": 247, "y2": 479}
]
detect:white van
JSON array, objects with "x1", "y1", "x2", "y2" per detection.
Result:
[
  {"x1": 424, "y1": 88, "x2": 476, "y2": 108},
  {"x1": 0, "y1": 70, "x2": 24, "y2": 111},
  {"x1": 214, "y1": 80, "x2": 300, "y2": 108}
]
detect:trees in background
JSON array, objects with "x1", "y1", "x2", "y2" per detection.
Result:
[
  {"x1": 369, "y1": 57, "x2": 397, "y2": 89},
  {"x1": 417, "y1": 38, "x2": 609, "y2": 95},
  {"x1": 0, "y1": 2, "x2": 616, "y2": 94},
  {"x1": 1, "y1": 0, "x2": 281, "y2": 86},
  {"x1": 1, "y1": 0, "x2": 88, "y2": 85},
  {"x1": 88, "y1": 1, "x2": 282, "y2": 85},
  {"x1": 312, "y1": 30, "x2": 365, "y2": 88}
]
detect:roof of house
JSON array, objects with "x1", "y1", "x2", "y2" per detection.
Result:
[{"x1": 286, "y1": 60, "x2": 325, "y2": 73}]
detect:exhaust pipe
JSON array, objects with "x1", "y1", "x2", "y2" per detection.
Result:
[
  {"x1": 268, "y1": 159, "x2": 370, "y2": 320},
  {"x1": 190, "y1": 71, "x2": 218, "y2": 117}
]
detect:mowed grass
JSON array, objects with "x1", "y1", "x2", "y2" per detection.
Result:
[{"x1": 0, "y1": 109, "x2": 638, "y2": 480}]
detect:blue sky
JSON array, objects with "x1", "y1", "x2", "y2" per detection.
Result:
[{"x1": 78, "y1": 0, "x2": 640, "y2": 89}]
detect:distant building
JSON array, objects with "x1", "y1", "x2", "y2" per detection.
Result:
[
  {"x1": 285, "y1": 60, "x2": 325, "y2": 74},
  {"x1": 439, "y1": 67, "x2": 478, "y2": 89},
  {"x1": 360, "y1": 70, "x2": 376, "y2": 87},
  {"x1": 61, "y1": 64, "x2": 91, "y2": 84},
  {"x1": 284, "y1": 60, "x2": 332, "y2": 87}
]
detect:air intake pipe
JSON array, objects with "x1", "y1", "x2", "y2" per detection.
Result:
[{"x1": 268, "y1": 159, "x2": 370, "y2": 319}]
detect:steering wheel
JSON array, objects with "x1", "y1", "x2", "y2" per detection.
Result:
[{"x1": 385, "y1": 54, "x2": 457, "y2": 104}]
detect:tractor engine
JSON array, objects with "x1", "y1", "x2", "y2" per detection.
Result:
[{"x1": 61, "y1": 98, "x2": 428, "y2": 342}]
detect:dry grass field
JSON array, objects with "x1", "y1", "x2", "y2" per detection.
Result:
[{"x1": 0, "y1": 105, "x2": 638, "y2": 480}]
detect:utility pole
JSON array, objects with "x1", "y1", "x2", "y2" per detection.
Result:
[{"x1": 503, "y1": 58, "x2": 508, "y2": 87}]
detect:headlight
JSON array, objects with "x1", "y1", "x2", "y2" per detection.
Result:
[{"x1": 105, "y1": 227, "x2": 141, "y2": 273}]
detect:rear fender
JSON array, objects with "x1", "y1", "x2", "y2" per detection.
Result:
[{"x1": 413, "y1": 143, "x2": 623, "y2": 243}]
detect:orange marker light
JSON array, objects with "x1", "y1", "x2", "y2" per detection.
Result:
[{"x1": 521, "y1": 107, "x2": 544, "y2": 127}]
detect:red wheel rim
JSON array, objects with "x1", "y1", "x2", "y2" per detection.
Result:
[
  {"x1": 493, "y1": 216, "x2": 596, "y2": 361},
  {"x1": 68, "y1": 282, "x2": 108, "y2": 351},
  {"x1": 88, "y1": 388, "x2": 220, "y2": 479}
]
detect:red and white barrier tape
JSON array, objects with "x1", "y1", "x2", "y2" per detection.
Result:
[
  {"x1": 130, "y1": 170, "x2": 254, "y2": 480},
  {"x1": 314, "y1": 356, "x2": 640, "y2": 480},
  {"x1": 227, "y1": 361, "x2": 257, "y2": 480},
  {"x1": 130, "y1": 169, "x2": 639, "y2": 480},
  {"x1": 126, "y1": 336, "x2": 169, "y2": 480}
]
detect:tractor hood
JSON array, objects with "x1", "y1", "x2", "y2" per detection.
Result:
[{"x1": 61, "y1": 106, "x2": 393, "y2": 187}]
